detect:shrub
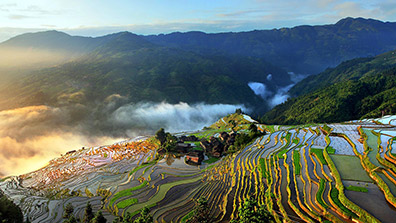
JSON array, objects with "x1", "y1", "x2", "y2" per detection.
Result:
[{"x1": 186, "y1": 197, "x2": 213, "y2": 223}]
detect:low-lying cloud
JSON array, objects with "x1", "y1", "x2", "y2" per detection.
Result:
[
  {"x1": 113, "y1": 102, "x2": 247, "y2": 133},
  {"x1": 248, "y1": 81, "x2": 292, "y2": 107},
  {"x1": 268, "y1": 84, "x2": 294, "y2": 107},
  {"x1": 0, "y1": 101, "x2": 246, "y2": 177},
  {"x1": 248, "y1": 72, "x2": 308, "y2": 108},
  {"x1": 248, "y1": 82, "x2": 272, "y2": 99}
]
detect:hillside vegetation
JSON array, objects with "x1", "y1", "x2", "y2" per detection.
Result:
[
  {"x1": 290, "y1": 49, "x2": 396, "y2": 96},
  {"x1": 1, "y1": 18, "x2": 396, "y2": 112},
  {"x1": 0, "y1": 32, "x2": 291, "y2": 111},
  {"x1": 262, "y1": 50, "x2": 396, "y2": 124}
]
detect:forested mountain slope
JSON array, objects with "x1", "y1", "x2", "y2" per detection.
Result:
[
  {"x1": 0, "y1": 32, "x2": 291, "y2": 111},
  {"x1": 262, "y1": 50, "x2": 396, "y2": 124}
]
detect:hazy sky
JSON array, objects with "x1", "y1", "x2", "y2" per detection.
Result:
[{"x1": 0, "y1": 0, "x2": 396, "y2": 40}]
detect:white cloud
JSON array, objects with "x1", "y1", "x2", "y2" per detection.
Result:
[
  {"x1": 8, "y1": 14, "x2": 33, "y2": 20},
  {"x1": 0, "y1": 102, "x2": 246, "y2": 176},
  {"x1": 112, "y1": 102, "x2": 247, "y2": 133}
]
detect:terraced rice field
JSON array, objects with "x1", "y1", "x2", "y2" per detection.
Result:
[
  {"x1": 330, "y1": 155, "x2": 372, "y2": 182},
  {"x1": 1, "y1": 115, "x2": 396, "y2": 222}
]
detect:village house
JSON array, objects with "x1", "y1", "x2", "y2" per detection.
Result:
[
  {"x1": 178, "y1": 135, "x2": 199, "y2": 142},
  {"x1": 185, "y1": 151, "x2": 204, "y2": 165}
]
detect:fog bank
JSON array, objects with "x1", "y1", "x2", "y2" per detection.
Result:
[
  {"x1": 248, "y1": 72, "x2": 308, "y2": 108},
  {"x1": 0, "y1": 102, "x2": 246, "y2": 176}
]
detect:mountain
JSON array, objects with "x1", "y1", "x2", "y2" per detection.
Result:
[
  {"x1": 0, "y1": 30, "x2": 121, "y2": 87},
  {"x1": 0, "y1": 31, "x2": 291, "y2": 111},
  {"x1": 289, "y1": 50, "x2": 396, "y2": 97},
  {"x1": 1, "y1": 30, "x2": 100, "y2": 53},
  {"x1": 144, "y1": 17, "x2": 396, "y2": 74},
  {"x1": 0, "y1": 30, "x2": 115, "y2": 67},
  {"x1": 1, "y1": 17, "x2": 396, "y2": 113},
  {"x1": 261, "y1": 49, "x2": 396, "y2": 124}
]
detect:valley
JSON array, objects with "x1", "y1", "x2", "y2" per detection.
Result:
[{"x1": 1, "y1": 15, "x2": 396, "y2": 223}]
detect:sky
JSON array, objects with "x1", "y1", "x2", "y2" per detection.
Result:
[{"x1": 0, "y1": 0, "x2": 396, "y2": 41}]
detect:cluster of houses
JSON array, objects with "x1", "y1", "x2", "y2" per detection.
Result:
[
  {"x1": 174, "y1": 131, "x2": 238, "y2": 165},
  {"x1": 200, "y1": 131, "x2": 237, "y2": 157}
]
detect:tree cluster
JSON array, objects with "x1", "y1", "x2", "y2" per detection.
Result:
[
  {"x1": 62, "y1": 202, "x2": 106, "y2": 223},
  {"x1": 229, "y1": 123, "x2": 265, "y2": 153},
  {"x1": 231, "y1": 198, "x2": 274, "y2": 223},
  {"x1": 155, "y1": 128, "x2": 177, "y2": 152},
  {"x1": 113, "y1": 207, "x2": 153, "y2": 223},
  {"x1": 186, "y1": 197, "x2": 213, "y2": 223},
  {"x1": 0, "y1": 190, "x2": 24, "y2": 223},
  {"x1": 262, "y1": 66, "x2": 396, "y2": 124}
]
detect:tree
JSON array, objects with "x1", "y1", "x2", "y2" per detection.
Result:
[
  {"x1": 0, "y1": 191, "x2": 23, "y2": 223},
  {"x1": 63, "y1": 203, "x2": 74, "y2": 219},
  {"x1": 91, "y1": 211, "x2": 107, "y2": 223},
  {"x1": 228, "y1": 120, "x2": 237, "y2": 131},
  {"x1": 133, "y1": 207, "x2": 153, "y2": 223},
  {"x1": 64, "y1": 215, "x2": 78, "y2": 223},
  {"x1": 235, "y1": 108, "x2": 242, "y2": 114},
  {"x1": 248, "y1": 123, "x2": 258, "y2": 135},
  {"x1": 186, "y1": 197, "x2": 213, "y2": 223},
  {"x1": 155, "y1": 128, "x2": 167, "y2": 145},
  {"x1": 234, "y1": 133, "x2": 250, "y2": 149},
  {"x1": 233, "y1": 198, "x2": 274, "y2": 223},
  {"x1": 82, "y1": 202, "x2": 94, "y2": 223},
  {"x1": 163, "y1": 133, "x2": 177, "y2": 151},
  {"x1": 155, "y1": 128, "x2": 177, "y2": 152}
]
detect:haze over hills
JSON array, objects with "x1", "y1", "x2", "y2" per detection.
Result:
[
  {"x1": 0, "y1": 31, "x2": 293, "y2": 112},
  {"x1": 0, "y1": 29, "x2": 289, "y2": 177},
  {"x1": 0, "y1": 17, "x2": 395, "y2": 177},
  {"x1": 1, "y1": 17, "x2": 396, "y2": 111},
  {"x1": 2, "y1": 15, "x2": 396, "y2": 223},
  {"x1": 0, "y1": 30, "x2": 114, "y2": 70},
  {"x1": 0, "y1": 17, "x2": 394, "y2": 147}
]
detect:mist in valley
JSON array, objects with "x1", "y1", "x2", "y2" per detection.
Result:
[
  {"x1": 248, "y1": 72, "x2": 307, "y2": 108},
  {"x1": 0, "y1": 100, "x2": 246, "y2": 177},
  {"x1": 0, "y1": 39, "x2": 298, "y2": 178}
]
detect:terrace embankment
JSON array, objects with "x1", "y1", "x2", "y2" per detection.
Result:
[{"x1": 2, "y1": 114, "x2": 396, "y2": 222}]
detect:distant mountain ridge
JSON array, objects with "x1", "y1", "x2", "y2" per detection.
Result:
[
  {"x1": 2, "y1": 17, "x2": 396, "y2": 75},
  {"x1": 1, "y1": 17, "x2": 396, "y2": 114},
  {"x1": 145, "y1": 17, "x2": 396, "y2": 74}
]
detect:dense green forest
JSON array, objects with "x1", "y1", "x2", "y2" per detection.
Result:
[
  {"x1": 262, "y1": 58, "x2": 396, "y2": 124},
  {"x1": 289, "y1": 49, "x2": 396, "y2": 96}
]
